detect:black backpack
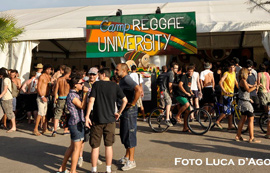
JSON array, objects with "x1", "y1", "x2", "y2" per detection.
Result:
[{"x1": 156, "y1": 72, "x2": 168, "y2": 91}]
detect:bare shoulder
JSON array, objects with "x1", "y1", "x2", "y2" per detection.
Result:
[{"x1": 15, "y1": 78, "x2": 21, "y2": 84}]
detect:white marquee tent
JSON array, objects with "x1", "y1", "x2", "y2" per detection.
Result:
[{"x1": 0, "y1": 0, "x2": 270, "y2": 80}]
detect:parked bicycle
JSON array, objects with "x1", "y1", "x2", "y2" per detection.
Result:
[
  {"x1": 148, "y1": 96, "x2": 212, "y2": 135},
  {"x1": 202, "y1": 92, "x2": 248, "y2": 133}
]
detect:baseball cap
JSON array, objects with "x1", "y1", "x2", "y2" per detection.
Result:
[{"x1": 88, "y1": 67, "x2": 98, "y2": 75}]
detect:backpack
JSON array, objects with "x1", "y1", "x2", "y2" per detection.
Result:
[
  {"x1": 156, "y1": 72, "x2": 168, "y2": 91},
  {"x1": 7, "y1": 79, "x2": 19, "y2": 98}
]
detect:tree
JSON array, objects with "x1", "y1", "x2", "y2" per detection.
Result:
[
  {"x1": 0, "y1": 15, "x2": 24, "y2": 51},
  {"x1": 248, "y1": 0, "x2": 270, "y2": 13}
]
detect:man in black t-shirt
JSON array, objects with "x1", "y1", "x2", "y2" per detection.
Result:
[
  {"x1": 85, "y1": 68, "x2": 128, "y2": 173},
  {"x1": 175, "y1": 65, "x2": 194, "y2": 132},
  {"x1": 246, "y1": 60, "x2": 260, "y2": 110},
  {"x1": 115, "y1": 63, "x2": 141, "y2": 171}
]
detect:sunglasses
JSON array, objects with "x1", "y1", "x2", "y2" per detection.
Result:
[{"x1": 77, "y1": 82, "x2": 84, "y2": 85}]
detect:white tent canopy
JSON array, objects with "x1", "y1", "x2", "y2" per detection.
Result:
[{"x1": 1, "y1": 0, "x2": 270, "y2": 41}]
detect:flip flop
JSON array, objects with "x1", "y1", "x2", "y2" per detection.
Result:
[
  {"x1": 182, "y1": 129, "x2": 191, "y2": 133},
  {"x1": 235, "y1": 136, "x2": 247, "y2": 141},
  {"x1": 33, "y1": 131, "x2": 41, "y2": 136},
  {"x1": 6, "y1": 129, "x2": 16, "y2": 133},
  {"x1": 214, "y1": 122, "x2": 223, "y2": 129},
  {"x1": 175, "y1": 117, "x2": 182, "y2": 123},
  {"x1": 249, "y1": 138, "x2": 261, "y2": 143}
]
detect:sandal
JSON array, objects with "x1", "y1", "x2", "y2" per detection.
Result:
[
  {"x1": 249, "y1": 138, "x2": 261, "y2": 143},
  {"x1": 6, "y1": 129, "x2": 16, "y2": 133},
  {"x1": 228, "y1": 127, "x2": 236, "y2": 131},
  {"x1": 214, "y1": 122, "x2": 223, "y2": 129},
  {"x1": 182, "y1": 129, "x2": 191, "y2": 133},
  {"x1": 235, "y1": 136, "x2": 247, "y2": 141},
  {"x1": 175, "y1": 117, "x2": 182, "y2": 123},
  {"x1": 33, "y1": 131, "x2": 41, "y2": 136}
]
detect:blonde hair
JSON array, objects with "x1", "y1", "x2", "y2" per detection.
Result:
[{"x1": 238, "y1": 68, "x2": 248, "y2": 80}]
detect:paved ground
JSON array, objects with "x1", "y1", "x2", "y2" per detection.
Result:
[{"x1": 1, "y1": 119, "x2": 270, "y2": 173}]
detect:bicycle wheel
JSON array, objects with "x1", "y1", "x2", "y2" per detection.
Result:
[
  {"x1": 259, "y1": 113, "x2": 269, "y2": 133},
  {"x1": 187, "y1": 108, "x2": 212, "y2": 135},
  {"x1": 202, "y1": 105, "x2": 216, "y2": 129},
  {"x1": 16, "y1": 108, "x2": 27, "y2": 121},
  {"x1": 233, "y1": 106, "x2": 248, "y2": 133},
  {"x1": 148, "y1": 107, "x2": 169, "y2": 133}
]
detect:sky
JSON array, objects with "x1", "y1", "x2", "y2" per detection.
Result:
[{"x1": 0, "y1": 0, "x2": 221, "y2": 12}]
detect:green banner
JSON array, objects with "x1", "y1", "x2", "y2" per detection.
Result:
[{"x1": 86, "y1": 12, "x2": 197, "y2": 58}]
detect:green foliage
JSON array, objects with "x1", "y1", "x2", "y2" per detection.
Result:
[{"x1": 0, "y1": 15, "x2": 24, "y2": 50}]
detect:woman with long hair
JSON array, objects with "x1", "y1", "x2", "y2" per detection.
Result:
[
  {"x1": 57, "y1": 73, "x2": 88, "y2": 173},
  {"x1": 235, "y1": 68, "x2": 261, "y2": 143}
]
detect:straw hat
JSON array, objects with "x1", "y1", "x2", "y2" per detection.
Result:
[{"x1": 35, "y1": 63, "x2": 43, "y2": 69}]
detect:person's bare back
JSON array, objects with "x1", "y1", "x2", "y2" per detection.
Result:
[
  {"x1": 57, "y1": 77, "x2": 70, "y2": 97},
  {"x1": 203, "y1": 72, "x2": 214, "y2": 87}
]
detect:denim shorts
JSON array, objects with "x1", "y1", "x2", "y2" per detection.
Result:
[
  {"x1": 69, "y1": 122, "x2": 85, "y2": 142},
  {"x1": 120, "y1": 105, "x2": 138, "y2": 149}
]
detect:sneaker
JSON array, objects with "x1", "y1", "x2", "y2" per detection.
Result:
[
  {"x1": 122, "y1": 160, "x2": 136, "y2": 171},
  {"x1": 118, "y1": 156, "x2": 128, "y2": 164},
  {"x1": 165, "y1": 120, "x2": 173, "y2": 127},
  {"x1": 78, "y1": 157, "x2": 83, "y2": 167},
  {"x1": 97, "y1": 159, "x2": 102, "y2": 165},
  {"x1": 52, "y1": 131, "x2": 57, "y2": 137}
]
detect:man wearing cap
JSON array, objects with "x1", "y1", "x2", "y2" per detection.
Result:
[
  {"x1": 77, "y1": 67, "x2": 102, "y2": 168},
  {"x1": 85, "y1": 67, "x2": 99, "y2": 88},
  {"x1": 200, "y1": 62, "x2": 215, "y2": 109},
  {"x1": 35, "y1": 63, "x2": 43, "y2": 79}
]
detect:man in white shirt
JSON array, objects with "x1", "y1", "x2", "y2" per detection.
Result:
[{"x1": 129, "y1": 65, "x2": 146, "y2": 121}]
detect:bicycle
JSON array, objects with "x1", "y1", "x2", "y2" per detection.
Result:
[
  {"x1": 259, "y1": 112, "x2": 270, "y2": 134},
  {"x1": 202, "y1": 92, "x2": 248, "y2": 133},
  {"x1": 148, "y1": 96, "x2": 212, "y2": 135}
]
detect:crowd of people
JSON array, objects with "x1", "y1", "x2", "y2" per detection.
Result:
[
  {"x1": 159, "y1": 57, "x2": 270, "y2": 144},
  {"x1": 1, "y1": 57, "x2": 270, "y2": 172}
]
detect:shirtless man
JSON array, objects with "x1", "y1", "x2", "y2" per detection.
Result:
[
  {"x1": 200, "y1": 62, "x2": 215, "y2": 109},
  {"x1": 33, "y1": 64, "x2": 53, "y2": 136},
  {"x1": 52, "y1": 65, "x2": 66, "y2": 84},
  {"x1": 52, "y1": 67, "x2": 71, "y2": 137}
]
